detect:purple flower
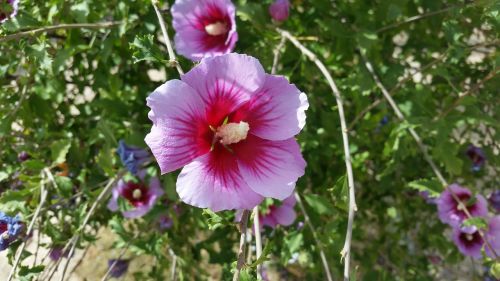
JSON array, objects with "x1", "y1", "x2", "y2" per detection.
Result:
[
  {"x1": 117, "y1": 140, "x2": 150, "y2": 175},
  {"x1": 108, "y1": 259, "x2": 129, "y2": 278},
  {"x1": 466, "y1": 145, "x2": 486, "y2": 171},
  {"x1": 172, "y1": 0, "x2": 238, "y2": 61},
  {"x1": 437, "y1": 184, "x2": 488, "y2": 227},
  {"x1": 269, "y1": 0, "x2": 290, "y2": 22},
  {"x1": 158, "y1": 215, "x2": 173, "y2": 230},
  {"x1": 260, "y1": 195, "x2": 297, "y2": 229},
  {"x1": 144, "y1": 53, "x2": 308, "y2": 212},
  {"x1": 419, "y1": 190, "x2": 437, "y2": 204},
  {"x1": 451, "y1": 216, "x2": 500, "y2": 259},
  {"x1": 17, "y1": 151, "x2": 30, "y2": 162},
  {"x1": 107, "y1": 170, "x2": 164, "y2": 218},
  {"x1": 0, "y1": 0, "x2": 18, "y2": 24},
  {"x1": 489, "y1": 190, "x2": 500, "y2": 213},
  {"x1": 49, "y1": 246, "x2": 71, "y2": 261},
  {"x1": 0, "y1": 212, "x2": 23, "y2": 251}
]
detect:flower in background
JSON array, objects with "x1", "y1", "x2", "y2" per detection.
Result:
[
  {"x1": 489, "y1": 190, "x2": 500, "y2": 213},
  {"x1": 0, "y1": 212, "x2": 23, "y2": 251},
  {"x1": 117, "y1": 140, "x2": 150, "y2": 175},
  {"x1": 108, "y1": 259, "x2": 129, "y2": 278},
  {"x1": 145, "y1": 53, "x2": 308, "y2": 211},
  {"x1": 260, "y1": 195, "x2": 297, "y2": 229},
  {"x1": 269, "y1": 0, "x2": 290, "y2": 22},
  {"x1": 466, "y1": 145, "x2": 486, "y2": 172},
  {"x1": 172, "y1": 0, "x2": 238, "y2": 61},
  {"x1": 17, "y1": 151, "x2": 30, "y2": 162},
  {"x1": 0, "y1": 0, "x2": 19, "y2": 24},
  {"x1": 49, "y1": 245, "x2": 71, "y2": 261},
  {"x1": 107, "y1": 170, "x2": 164, "y2": 218},
  {"x1": 451, "y1": 216, "x2": 500, "y2": 259},
  {"x1": 437, "y1": 184, "x2": 488, "y2": 227},
  {"x1": 158, "y1": 214, "x2": 173, "y2": 230},
  {"x1": 419, "y1": 190, "x2": 437, "y2": 204}
]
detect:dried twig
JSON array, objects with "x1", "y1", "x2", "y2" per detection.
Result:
[
  {"x1": 271, "y1": 36, "x2": 287, "y2": 75},
  {"x1": 253, "y1": 207, "x2": 263, "y2": 280},
  {"x1": 0, "y1": 22, "x2": 121, "y2": 43},
  {"x1": 278, "y1": 28, "x2": 355, "y2": 280},
  {"x1": 233, "y1": 210, "x2": 250, "y2": 281},
  {"x1": 151, "y1": 0, "x2": 184, "y2": 75},
  {"x1": 294, "y1": 192, "x2": 333, "y2": 281}
]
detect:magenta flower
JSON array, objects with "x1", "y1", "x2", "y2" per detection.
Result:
[
  {"x1": 451, "y1": 216, "x2": 500, "y2": 259},
  {"x1": 0, "y1": 0, "x2": 18, "y2": 24},
  {"x1": 145, "y1": 53, "x2": 308, "y2": 212},
  {"x1": 260, "y1": 195, "x2": 297, "y2": 229},
  {"x1": 269, "y1": 0, "x2": 290, "y2": 22},
  {"x1": 171, "y1": 0, "x2": 238, "y2": 61},
  {"x1": 466, "y1": 145, "x2": 486, "y2": 171},
  {"x1": 107, "y1": 171, "x2": 164, "y2": 218},
  {"x1": 437, "y1": 184, "x2": 488, "y2": 227}
]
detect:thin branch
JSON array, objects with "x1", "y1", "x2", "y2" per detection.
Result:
[
  {"x1": 7, "y1": 171, "x2": 49, "y2": 281},
  {"x1": 58, "y1": 170, "x2": 126, "y2": 281},
  {"x1": 359, "y1": 52, "x2": 498, "y2": 259},
  {"x1": 375, "y1": 3, "x2": 467, "y2": 33},
  {"x1": 294, "y1": 192, "x2": 333, "y2": 281},
  {"x1": 278, "y1": 28, "x2": 357, "y2": 280},
  {"x1": 233, "y1": 210, "x2": 250, "y2": 281},
  {"x1": 0, "y1": 22, "x2": 121, "y2": 43},
  {"x1": 151, "y1": 0, "x2": 184, "y2": 75},
  {"x1": 271, "y1": 36, "x2": 287, "y2": 75},
  {"x1": 169, "y1": 248, "x2": 178, "y2": 281},
  {"x1": 437, "y1": 68, "x2": 499, "y2": 119},
  {"x1": 253, "y1": 207, "x2": 263, "y2": 280}
]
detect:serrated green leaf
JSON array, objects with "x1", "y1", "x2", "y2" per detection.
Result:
[
  {"x1": 408, "y1": 179, "x2": 442, "y2": 197},
  {"x1": 50, "y1": 140, "x2": 71, "y2": 165},
  {"x1": 129, "y1": 35, "x2": 167, "y2": 64}
]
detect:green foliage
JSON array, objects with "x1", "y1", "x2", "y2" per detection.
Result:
[{"x1": 0, "y1": 0, "x2": 499, "y2": 280}]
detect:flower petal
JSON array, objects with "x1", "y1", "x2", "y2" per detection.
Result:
[
  {"x1": 107, "y1": 179, "x2": 125, "y2": 212},
  {"x1": 181, "y1": 54, "x2": 266, "y2": 126},
  {"x1": 145, "y1": 80, "x2": 211, "y2": 174},
  {"x1": 233, "y1": 74, "x2": 308, "y2": 141},
  {"x1": 176, "y1": 147, "x2": 263, "y2": 211},
  {"x1": 273, "y1": 205, "x2": 296, "y2": 226},
  {"x1": 234, "y1": 135, "x2": 306, "y2": 200},
  {"x1": 486, "y1": 216, "x2": 500, "y2": 258}
]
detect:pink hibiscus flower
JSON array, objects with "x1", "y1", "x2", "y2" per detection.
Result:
[
  {"x1": 145, "y1": 53, "x2": 308, "y2": 211},
  {"x1": 235, "y1": 195, "x2": 297, "y2": 230},
  {"x1": 269, "y1": 0, "x2": 290, "y2": 22},
  {"x1": 171, "y1": 0, "x2": 238, "y2": 61}
]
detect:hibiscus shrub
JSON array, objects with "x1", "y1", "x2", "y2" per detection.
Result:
[{"x1": 1, "y1": 0, "x2": 499, "y2": 280}]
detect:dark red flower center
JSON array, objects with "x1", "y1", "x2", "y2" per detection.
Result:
[
  {"x1": 454, "y1": 193, "x2": 477, "y2": 218},
  {"x1": 0, "y1": 221, "x2": 7, "y2": 234},
  {"x1": 0, "y1": 1, "x2": 15, "y2": 22},
  {"x1": 121, "y1": 181, "x2": 150, "y2": 207},
  {"x1": 458, "y1": 230, "x2": 483, "y2": 248},
  {"x1": 196, "y1": 3, "x2": 232, "y2": 51}
]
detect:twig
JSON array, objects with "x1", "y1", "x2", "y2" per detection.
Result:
[
  {"x1": 58, "y1": 170, "x2": 126, "y2": 281},
  {"x1": 359, "y1": 51, "x2": 499, "y2": 259},
  {"x1": 437, "y1": 68, "x2": 499, "y2": 119},
  {"x1": 271, "y1": 36, "x2": 287, "y2": 75},
  {"x1": 294, "y1": 192, "x2": 333, "y2": 281},
  {"x1": 169, "y1": 248, "x2": 178, "y2": 281},
  {"x1": 278, "y1": 28, "x2": 356, "y2": 280},
  {"x1": 253, "y1": 207, "x2": 263, "y2": 280},
  {"x1": 7, "y1": 171, "x2": 49, "y2": 281},
  {"x1": 0, "y1": 22, "x2": 121, "y2": 43},
  {"x1": 375, "y1": 3, "x2": 467, "y2": 33},
  {"x1": 233, "y1": 210, "x2": 250, "y2": 281},
  {"x1": 151, "y1": 0, "x2": 184, "y2": 75}
]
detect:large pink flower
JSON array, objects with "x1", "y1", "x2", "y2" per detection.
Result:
[
  {"x1": 172, "y1": 0, "x2": 238, "y2": 61},
  {"x1": 145, "y1": 54, "x2": 308, "y2": 211}
]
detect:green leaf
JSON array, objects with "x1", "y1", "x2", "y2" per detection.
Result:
[
  {"x1": 491, "y1": 262, "x2": 500, "y2": 280},
  {"x1": 129, "y1": 35, "x2": 167, "y2": 64},
  {"x1": 202, "y1": 209, "x2": 231, "y2": 230},
  {"x1": 462, "y1": 217, "x2": 488, "y2": 230},
  {"x1": 50, "y1": 139, "x2": 71, "y2": 165},
  {"x1": 247, "y1": 241, "x2": 272, "y2": 268},
  {"x1": 408, "y1": 179, "x2": 443, "y2": 197},
  {"x1": 304, "y1": 194, "x2": 335, "y2": 215},
  {"x1": 0, "y1": 171, "x2": 8, "y2": 182}
]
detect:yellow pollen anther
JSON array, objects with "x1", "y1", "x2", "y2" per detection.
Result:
[
  {"x1": 457, "y1": 203, "x2": 466, "y2": 211},
  {"x1": 1, "y1": 233, "x2": 9, "y2": 240},
  {"x1": 205, "y1": 22, "x2": 228, "y2": 36},
  {"x1": 466, "y1": 234, "x2": 473, "y2": 241},
  {"x1": 132, "y1": 189, "x2": 142, "y2": 199},
  {"x1": 216, "y1": 121, "x2": 250, "y2": 145}
]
